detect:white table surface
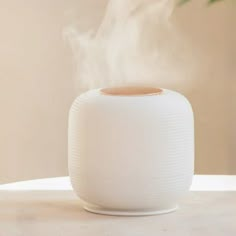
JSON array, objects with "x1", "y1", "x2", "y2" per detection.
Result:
[{"x1": 0, "y1": 175, "x2": 235, "y2": 236}]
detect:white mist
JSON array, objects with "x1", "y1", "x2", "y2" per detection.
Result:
[{"x1": 65, "y1": 0, "x2": 194, "y2": 93}]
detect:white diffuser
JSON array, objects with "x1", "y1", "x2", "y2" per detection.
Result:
[{"x1": 68, "y1": 87, "x2": 194, "y2": 216}]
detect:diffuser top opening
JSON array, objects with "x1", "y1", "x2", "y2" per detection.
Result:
[{"x1": 101, "y1": 87, "x2": 163, "y2": 96}]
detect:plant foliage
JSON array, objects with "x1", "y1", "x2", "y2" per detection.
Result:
[{"x1": 179, "y1": 0, "x2": 223, "y2": 5}]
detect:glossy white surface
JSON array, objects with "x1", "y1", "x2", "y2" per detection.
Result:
[
  {"x1": 0, "y1": 176, "x2": 235, "y2": 236},
  {"x1": 0, "y1": 175, "x2": 236, "y2": 191}
]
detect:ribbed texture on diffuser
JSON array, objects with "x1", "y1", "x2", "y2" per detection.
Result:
[
  {"x1": 68, "y1": 89, "x2": 194, "y2": 211},
  {"x1": 68, "y1": 91, "x2": 91, "y2": 195}
]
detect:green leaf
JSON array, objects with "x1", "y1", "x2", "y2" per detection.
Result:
[
  {"x1": 208, "y1": 0, "x2": 223, "y2": 4},
  {"x1": 178, "y1": 0, "x2": 224, "y2": 6},
  {"x1": 178, "y1": 0, "x2": 191, "y2": 6}
]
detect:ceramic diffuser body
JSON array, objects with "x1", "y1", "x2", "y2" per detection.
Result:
[{"x1": 68, "y1": 87, "x2": 194, "y2": 216}]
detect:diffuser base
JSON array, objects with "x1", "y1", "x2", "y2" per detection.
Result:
[{"x1": 83, "y1": 204, "x2": 178, "y2": 216}]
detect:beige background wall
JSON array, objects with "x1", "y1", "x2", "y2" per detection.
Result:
[{"x1": 0, "y1": 0, "x2": 235, "y2": 183}]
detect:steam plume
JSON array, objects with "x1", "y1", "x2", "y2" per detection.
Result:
[{"x1": 65, "y1": 0, "x2": 194, "y2": 93}]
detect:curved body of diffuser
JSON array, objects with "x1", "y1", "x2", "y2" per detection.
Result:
[{"x1": 68, "y1": 88, "x2": 194, "y2": 216}]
